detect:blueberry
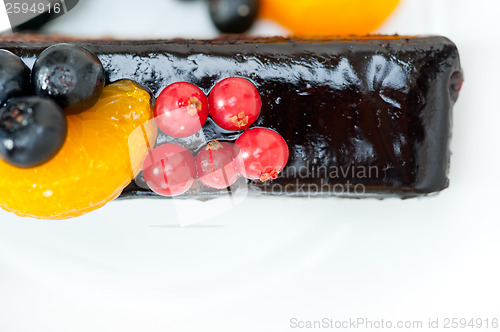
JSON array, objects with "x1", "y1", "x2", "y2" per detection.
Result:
[
  {"x1": 0, "y1": 96, "x2": 67, "y2": 168},
  {"x1": 32, "y1": 43, "x2": 105, "y2": 115},
  {"x1": 0, "y1": 49, "x2": 31, "y2": 106},
  {"x1": 209, "y1": 0, "x2": 260, "y2": 34}
]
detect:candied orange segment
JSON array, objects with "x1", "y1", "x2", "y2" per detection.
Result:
[
  {"x1": 261, "y1": 0, "x2": 400, "y2": 36},
  {"x1": 0, "y1": 80, "x2": 157, "y2": 220}
]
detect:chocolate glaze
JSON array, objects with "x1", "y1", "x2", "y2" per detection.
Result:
[{"x1": 0, "y1": 35, "x2": 463, "y2": 199}]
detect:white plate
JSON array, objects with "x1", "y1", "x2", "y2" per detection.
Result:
[{"x1": 1, "y1": 1, "x2": 500, "y2": 331}]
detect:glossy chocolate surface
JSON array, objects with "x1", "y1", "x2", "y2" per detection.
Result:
[{"x1": 0, "y1": 35, "x2": 463, "y2": 198}]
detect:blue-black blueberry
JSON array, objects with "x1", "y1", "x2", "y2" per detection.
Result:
[
  {"x1": 32, "y1": 43, "x2": 105, "y2": 115},
  {"x1": 209, "y1": 0, "x2": 260, "y2": 34},
  {"x1": 0, "y1": 49, "x2": 31, "y2": 106},
  {"x1": 0, "y1": 96, "x2": 67, "y2": 168}
]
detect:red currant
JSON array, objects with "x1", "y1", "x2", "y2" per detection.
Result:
[
  {"x1": 196, "y1": 140, "x2": 239, "y2": 189},
  {"x1": 142, "y1": 143, "x2": 197, "y2": 197},
  {"x1": 154, "y1": 82, "x2": 209, "y2": 138},
  {"x1": 208, "y1": 77, "x2": 261, "y2": 130},
  {"x1": 234, "y1": 128, "x2": 289, "y2": 182}
]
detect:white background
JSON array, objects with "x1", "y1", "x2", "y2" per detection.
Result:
[{"x1": 1, "y1": 0, "x2": 500, "y2": 331}]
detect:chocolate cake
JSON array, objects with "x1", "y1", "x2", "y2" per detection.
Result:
[{"x1": 0, "y1": 35, "x2": 463, "y2": 199}]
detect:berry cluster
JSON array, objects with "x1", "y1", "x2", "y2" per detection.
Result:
[
  {"x1": 143, "y1": 77, "x2": 289, "y2": 197},
  {"x1": 0, "y1": 44, "x2": 105, "y2": 168}
]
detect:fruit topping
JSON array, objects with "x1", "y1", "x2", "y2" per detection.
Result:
[
  {"x1": 154, "y1": 82, "x2": 209, "y2": 138},
  {"x1": 234, "y1": 128, "x2": 289, "y2": 182},
  {"x1": 196, "y1": 140, "x2": 239, "y2": 189},
  {"x1": 0, "y1": 49, "x2": 31, "y2": 106},
  {"x1": 32, "y1": 43, "x2": 105, "y2": 115},
  {"x1": 261, "y1": 0, "x2": 400, "y2": 36},
  {"x1": 209, "y1": 77, "x2": 261, "y2": 131},
  {"x1": 209, "y1": 0, "x2": 260, "y2": 34},
  {"x1": 0, "y1": 80, "x2": 156, "y2": 219},
  {"x1": 142, "y1": 143, "x2": 197, "y2": 197},
  {"x1": 0, "y1": 96, "x2": 67, "y2": 168}
]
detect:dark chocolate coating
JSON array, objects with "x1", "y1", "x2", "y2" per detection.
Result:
[{"x1": 0, "y1": 36, "x2": 463, "y2": 198}]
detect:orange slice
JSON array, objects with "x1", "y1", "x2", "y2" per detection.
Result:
[
  {"x1": 0, "y1": 80, "x2": 157, "y2": 220},
  {"x1": 261, "y1": 0, "x2": 400, "y2": 36}
]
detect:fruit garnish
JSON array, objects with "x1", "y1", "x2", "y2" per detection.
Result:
[
  {"x1": 32, "y1": 43, "x2": 105, "y2": 115},
  {"x1": 0, "y1": 80, "x2": 156, "y2": 219},
  {"x1": 154, "y1": 82, "x2": 209, "y2": 138},
  {"x1": 234, "y1": 128, "x2": 289, "y2": 182},
  {"x1": 209, "y1": 0, "x2": 260, "y2": 34},
  {"x1": 142, "y1": 143, "x2": 197, "y2": 197},
  {"x1": 0, "y1": 96, "x2": 67, "y2": 168},
  {"x1": 196, "y1": 140, "x2": 239, "y2": 189},
  {"x1": 0, "y1": 49, "x2": 31, "y2": 105},
  {"x1": 209, "y1": 77, "x2": 261, "y2": 131},
  {"x1": 261, "y1": 0, "x2": 400, "y2": 36}
]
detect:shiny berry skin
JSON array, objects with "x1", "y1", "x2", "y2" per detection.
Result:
[
  {"x1": 209, "y1": 77, "x2": 261, "y2": 131},
  {"x1": 142, "y1": 143, "x2": 197, "y2": 197},
  {"x1": 234, "y1": 128, "x2": 289, "y2": 182},
  {"x1": 0, "y1": 49, "x2": 31, "y2": 106},
  {"x1": 0, "y1": 96, "x2": 67, "y2": 168},
  {"x1": 154, "y1": 82, "x2": 209, "y2": 138},
  {"x1": 32, "y1": 43, "x2": 105, "y2": 115},
  {"x1": 209, "y1": 0, "x2": 260, "y2": 34},
  {"x1": 196, "y1": 140, "x2": 239, "y2": 189}
]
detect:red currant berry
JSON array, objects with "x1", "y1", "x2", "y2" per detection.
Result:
[
  {"x1": 142, "y1": 143, "x2": 197, "y2": 197},
  {"x1": 234, "y1": 128, "x2": 289, "y2": 182},
  {"x1": 208, "y1": 77, "x2": 261, "y2": 131},
  {"x1": 196, "y1": 140, "x2": 239, "y2": 189},
  {"x1": 154, "y1": 82, "x2": 209, "y2": 138}
]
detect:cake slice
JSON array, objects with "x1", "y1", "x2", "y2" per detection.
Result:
[{"x1": 0, "y1": 35, "x2": 463, "y2": 218}]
